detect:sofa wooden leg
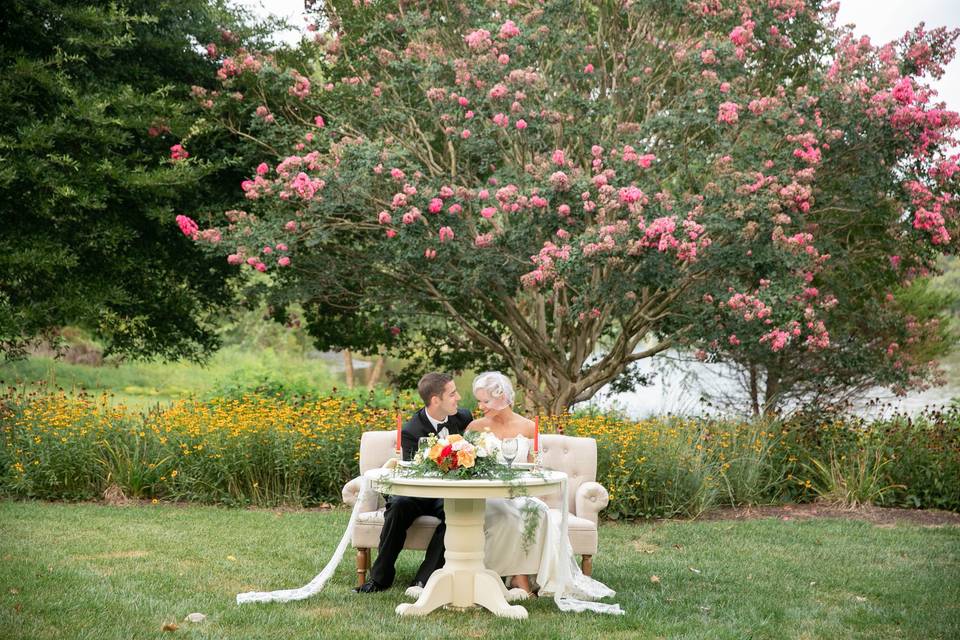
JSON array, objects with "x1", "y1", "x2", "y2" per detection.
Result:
[
  {"x1": 581, "y1": 555, "x2": 593, "y2": 577},
  {"x1": 357, "y1": 548, "x2": 370, "y2": 586}
]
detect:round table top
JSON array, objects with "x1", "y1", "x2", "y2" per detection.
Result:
[{"x1": 365, "y1": 468, "x2": 565, "y2": 499}]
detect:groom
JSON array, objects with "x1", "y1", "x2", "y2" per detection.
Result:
[{"x1": 354, "y1": 372, "x2": 473, "y2": 593}]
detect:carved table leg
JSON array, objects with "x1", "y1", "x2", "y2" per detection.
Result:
[{"x1": 395, "y1": 497, "x2": 527, "y2": 619}]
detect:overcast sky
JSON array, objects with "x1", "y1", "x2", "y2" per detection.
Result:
[{"x1": 236, "y1": 0, "x2": 960, "y2": 111}]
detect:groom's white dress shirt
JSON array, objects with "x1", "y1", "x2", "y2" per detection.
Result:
[{"x1": 424, "y1": 411, "x2": 449, "y2": 438}]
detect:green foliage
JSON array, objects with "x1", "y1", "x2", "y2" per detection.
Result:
[
  {"x1": 930, "y1": 255, "x2": 960, "y2": 315},
  {"x1": 571, "y1": 415, "x2": 789, "y2": 519},
  {"x1": 779, "y1": 410, "x2": 960, "y2": 511},
  {"x1": 802, "y1": 450, "x2": 904, "y2": 508},
  {"x1": 0, "y1": 0, "x2": 283, "y2": 361},
  {"x1": 97, "y1": 432, "x2": 174, "y2": 499},
  {"x1": 0, "y1": 343, "x2": 338, "y2": 410}
]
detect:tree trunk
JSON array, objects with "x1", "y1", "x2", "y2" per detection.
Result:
[
  {"x1": 367, "y1": 351, "x2": 386, "y2": 390},
  {"x1": 763, "y1": 362, "x2": 782, "y2": 416},
  {"x1": 343, "y1": 349, "x2": 355, "y2": 389},
  {"x1": 749, "y1": 363, "x2": 760, "y2": 417}
]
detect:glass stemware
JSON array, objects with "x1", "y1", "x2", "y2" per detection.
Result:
[{"x1": 501, "y1": 437, "x2": 518, "y2": 469}]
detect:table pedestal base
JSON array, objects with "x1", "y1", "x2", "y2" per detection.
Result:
[{"x1": 394, "y1": 497, "x2": 529, "y2": 619}]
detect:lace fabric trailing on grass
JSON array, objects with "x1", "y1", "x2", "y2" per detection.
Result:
[
  {"x1": 545, "y1": 474, "x2": 623, "y2": 614},
  {"x1": 235, "y1": 475, "x2": 373, "y2": 605}
]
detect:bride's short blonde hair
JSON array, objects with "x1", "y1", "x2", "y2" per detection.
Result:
[{"x1": 472, "y1": 371, "x2": 515, "y2": 406}]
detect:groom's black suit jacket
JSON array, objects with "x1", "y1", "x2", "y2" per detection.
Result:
[{"x1": 400, "y1": 407, "x2": 473, "y2": 461}]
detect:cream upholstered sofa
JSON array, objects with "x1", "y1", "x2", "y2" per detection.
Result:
[{"x1": 341, "y1": 431, "x2": 609, "y2": 586}]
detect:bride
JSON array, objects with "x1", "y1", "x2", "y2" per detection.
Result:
[{"x1": 468, "y1": 371, "x2": 622, "y2": 614}]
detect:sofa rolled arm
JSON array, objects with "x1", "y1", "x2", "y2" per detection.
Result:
[
  {"x1": 342, "y1": 476, "x2": 363, "y2": 507},
  {"x1": 575, "y1": 481, "x2": 609, "y2": 524},
  {"x1": 343, "y1": 474, "x2": 381, "y2": 512}
]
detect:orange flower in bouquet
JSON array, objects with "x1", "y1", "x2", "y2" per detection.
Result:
[
  {"x1": 456, "y1": 448, "x2": 476, "y2": 468},
  {"x1": 408, "y1": 430, "x2": 506, "y2": 478}
]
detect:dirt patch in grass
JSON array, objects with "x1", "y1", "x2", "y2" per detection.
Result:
[
  {"x1": 74, "y1": 550, "x2": 151, "y2": 560},
  {"x1": 695, "y1": 503, "x2": 960, "y2": 526}
]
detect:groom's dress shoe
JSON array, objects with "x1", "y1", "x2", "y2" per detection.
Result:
[
  {"x1": 353, "y1": 580, "x2": 388, "y2": 593},
  {"x1": 408, "y1": 579, "x2": 426, "y2": 589}
]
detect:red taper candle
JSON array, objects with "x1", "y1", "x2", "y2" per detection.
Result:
[
  {"x1": 533, "y1": 415, "x2": 539, "y2": 452},
  {"x1": 396, "y1": 413, "x2": 402, "y2": 452}
]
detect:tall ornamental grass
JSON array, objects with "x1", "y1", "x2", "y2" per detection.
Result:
[{"x1": 1, "y1": 388, "x2": 957, "y2": 515}]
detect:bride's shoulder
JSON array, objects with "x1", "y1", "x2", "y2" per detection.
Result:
[
  {"x1": 514, "y1": 415, "x2": 535, "y2": 438},
  {"x1": 466, "y1": 415, "x2": 492, "y2": 432}
]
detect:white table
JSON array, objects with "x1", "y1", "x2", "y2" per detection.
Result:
[{"x1": 366, "y1": 468, "x2": 566, "y2": 619}]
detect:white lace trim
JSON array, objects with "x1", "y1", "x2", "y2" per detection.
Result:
[
  {"x1": 235, "y1": 475, "x2": 372, "y2": 605},
  {"x1": 546, "y1": 475, "x2": 624, "y2": 615}
]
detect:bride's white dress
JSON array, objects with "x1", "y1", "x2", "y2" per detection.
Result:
[{"x1": 484, "y1": 435, "x2": 622, "y2": 614}]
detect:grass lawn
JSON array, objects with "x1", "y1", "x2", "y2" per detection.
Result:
[{"x1": 0, "y1": 502, "x2": 957, "y2": 639}]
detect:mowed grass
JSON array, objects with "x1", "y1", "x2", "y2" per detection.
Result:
[{"x1": 0, "y1": 502, "x2": 957, "y2": 640}]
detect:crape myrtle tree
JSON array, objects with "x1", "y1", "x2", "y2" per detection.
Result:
[
  {"x1": 181, "y1": 0, "x2": 959, "y2": 413},
  {"x1": 0, "y1": 1, "x2": 280, "y2": 360},
  {"x1": 664, "y1": 16, "x2": 960, "y2": 414}
]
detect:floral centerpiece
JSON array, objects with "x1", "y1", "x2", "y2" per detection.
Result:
[{"x1": 401, "y1": 430, "x2": 526, "y2": 481}]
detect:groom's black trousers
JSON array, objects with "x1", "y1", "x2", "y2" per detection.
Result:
[{"x1": 369, "y1": 495, "x2": 446, "y2": 587}]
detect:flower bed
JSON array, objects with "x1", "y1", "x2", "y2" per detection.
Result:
[{"x1": 1, "y1": 389, "x2": 957, "y2": 515}]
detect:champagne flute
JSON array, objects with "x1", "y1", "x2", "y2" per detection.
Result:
[{"x1": 501, "y1": 437, "x2": 518, "y2": 469}]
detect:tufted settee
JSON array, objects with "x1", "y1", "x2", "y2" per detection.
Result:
[{"x1": 341, "y1": 431, "x2": 609, "y2": 586}]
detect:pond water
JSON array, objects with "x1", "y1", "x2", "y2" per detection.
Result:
[{"x1": 580, "y1": 349, "x2": 960, "y2": 419}]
